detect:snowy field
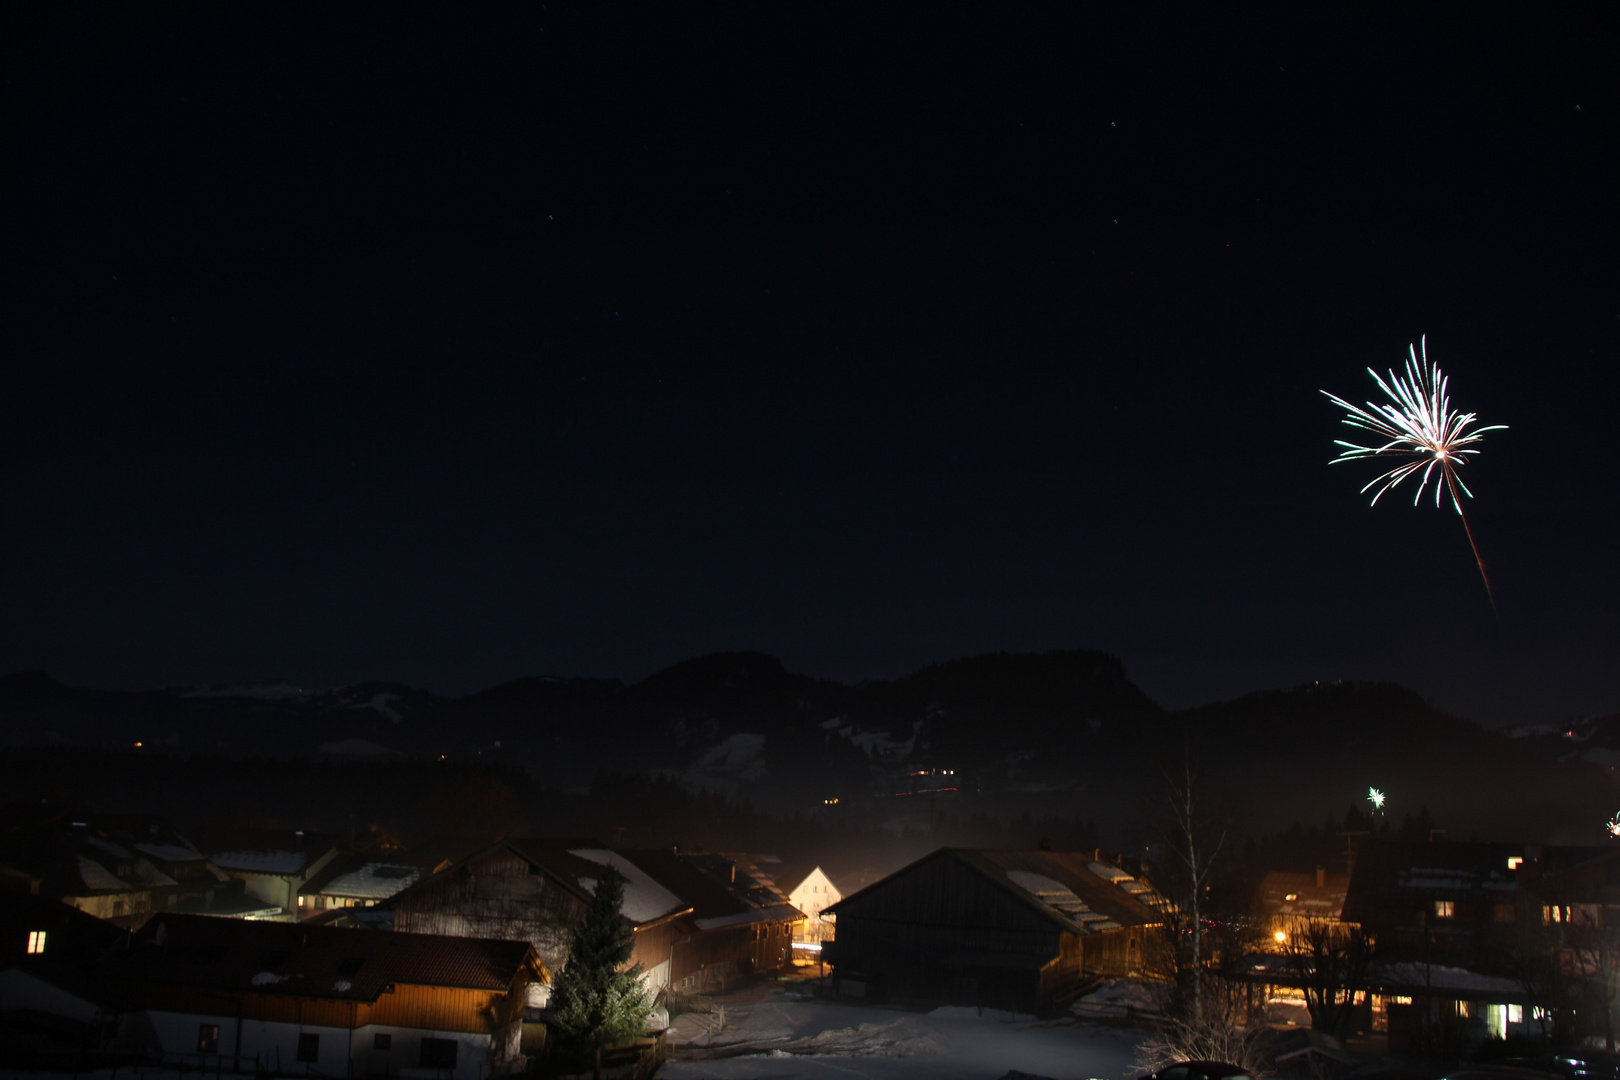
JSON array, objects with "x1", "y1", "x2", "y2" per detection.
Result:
[{"x1": 664, "y1": 988, "x2": 1146, "y2": 1080}]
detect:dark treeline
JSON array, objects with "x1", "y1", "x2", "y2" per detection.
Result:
[
  {"x1": 1238, "y1": 804, "x2": 1445, "y2": 878},
  {"x1": 0, "y1": 749, "x2": 1098, "y2": 889}
]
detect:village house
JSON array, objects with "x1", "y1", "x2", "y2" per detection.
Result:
[
  {"x1": 621, "y1": 849, "x2": 802, "y2": 994},
  {"x1": 389, "y1": 839, "x2": 691, "y2": 1002},
  {"x1": 758, "y1": 862, "x2": 841, "y2": 945},
  {"x1": 104, "y1": 912, "x2": 544, "y2": 1078},
  {"x1": 1259, "y1": 865, "x2": 1353, "y2": 944},
  {"x1": 824, "y1": 847, "x2": 1168, "y2": 1016},
  {"x1": 1245, "y1": 839, "x2": 1617, "y2": 1055},
  {"x1": 190, "y1": 827, "x2": 344, "y2": 917},
  {"x1": 0, "y1": 892, "x2": 126, "y2": 1050},
  {"x1": 0, "y1": 812, "x2": 265, "y2": 927},
  {"x1": 297, "y1": 836, "x2": 484, "y2": 917}
]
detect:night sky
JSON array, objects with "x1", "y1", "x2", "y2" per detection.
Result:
[{"x1": 5, "y1": 6, "x2": 1617, "y2": 726}]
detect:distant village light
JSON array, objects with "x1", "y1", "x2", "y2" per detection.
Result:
[{"x1": 1273, "y1": 930, "x2": 1288, "y2": 944}]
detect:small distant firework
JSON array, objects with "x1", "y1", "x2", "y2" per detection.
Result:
[
  {"x1": 1607, "y1": 813, "x2": 1620, "y2": 839},
  {"x1": 1323, "y1": 336, "x2": 1507, "y2": 613},
  {"x1": 1369, "y1": 787, "x2": 1386, "y2": 812}
]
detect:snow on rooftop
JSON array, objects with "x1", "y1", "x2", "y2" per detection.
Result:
[
  {"x1": 1087, "y1": 862, "x2": 1133, "y2": 884},
  {"x1": 213, "y1": 850, "x2": 308, "y2": 874},
  {"x1": 692, "y1": 904, "x2": 801, "y2": 932},
  {"x1": 135, "y1": 843, "x2": 205, "y2": 862},
  {"x1": 569, "y1": 849, "x2": 686, "y2": 923},
  {"x1": 320, "y1": 863, "x2": 421, "y2": 900},
  {"x1": 76, "y1": 857, "x2": 128, "y2": 891},
  {"x1": 1380, "y1": 962, "x2": 1520, "y2": 995}
]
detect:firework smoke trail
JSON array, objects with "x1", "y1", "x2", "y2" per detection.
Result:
[{"x1": 1323, "y1": 337, "x2": 1507, "y2": 614}]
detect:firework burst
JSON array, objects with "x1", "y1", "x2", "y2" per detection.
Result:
[
  {"x1": 1608, "y1": 813, "x2": 1620, "y2": 839},
  {"x1": 1323, "y1": 336, "x2": 1507, "y2": 612},
  {"x1": 1368, "y1": 787, "x2": 1386, "y2": 812}
]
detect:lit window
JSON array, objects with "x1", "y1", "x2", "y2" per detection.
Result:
[
  {"x1": 1508, "y1": 1004, "x2": 1524, "y2": 1024},
  {"x1": 1507, "y1": 856, "x2": 1523, "y2": 870},
  {"x1": 1284, "y1": 893, "x2": 1298, "y2": 902},
  {"x1": 26, "y1": 931, "x2": 46, "y2": 954},
  {"x1": 1393, "y1": 996, "x2": 1413, "y2": 1005},
  {"x1": 1434, "y1": 900, "x2": 1455, "y2": 918}
]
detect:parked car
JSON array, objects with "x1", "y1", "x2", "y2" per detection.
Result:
[{"x1": 1142, "y1": 1061, "x2": 1257, "y2": 1080}]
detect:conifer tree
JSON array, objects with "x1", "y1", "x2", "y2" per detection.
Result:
[{"x1": 548, "y1": 864, "x2": 652, "y2": 1078}]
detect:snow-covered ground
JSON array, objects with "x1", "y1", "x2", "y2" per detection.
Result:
[{"x1": 664, "y1": 984, "x2": 1146, "y2": 1080}]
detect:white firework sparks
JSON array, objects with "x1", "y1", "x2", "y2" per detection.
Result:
[
  {"x1": 1368, "y1": 787, "x2": 1385, "y2": 812},
  {"x1": 1322, "y1": 336, "x2": 1506, "y2": 510},
  {"x1": 1608, "y1": 813, "x2": 1620, "y2": 839},
  {"x1": 1323, "y1": 336, "x2": 1507, "y2": 611}
]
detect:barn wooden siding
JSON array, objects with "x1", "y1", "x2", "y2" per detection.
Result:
[
  {"x1": 670, "y1": 919, "x2": 795, "y2": 992},
  {"x1": 832, "y1": 853, "x2": 1066, "y2": 1009},
  {"x1": 394, "y1": 849, "x2": 584, "y2": 975}
]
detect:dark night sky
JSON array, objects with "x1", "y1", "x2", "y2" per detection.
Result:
[{"x1": 4, "y1": 6, "x2": 1617, "y2": 726}]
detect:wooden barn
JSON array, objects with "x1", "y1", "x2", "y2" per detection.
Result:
[
  {"x1": 823, "y1": 848, "x2": 1168, "y2": 1016},
  {"x1": 390, "y1": 839, "x2": 692, "y2": 999},
  {"x1": 618, "y1": 850, "x2": 802, "y2": 993},
  {"x1": 104, "y1": 912, "x2": 543, "y2": 1078}
]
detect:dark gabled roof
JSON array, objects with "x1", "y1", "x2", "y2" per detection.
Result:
[
  {"x1": 1342, "y1": 841, "x2": 1538, "y2": 921},
  {"x1": 105, "y1": 912, "x2": 541, "y2": 1004},
  {"x1": 1258, "y1": 870, "x2": 1351, "y2": 921},
  {"x1": 0, "y1": 893, "x2": 127, "y2": 965},
  {"x1": 827, "y1": 847, "x2": 1167, "y2": 936},
  {"x1": 613, "y1": 850, "x2": 747, "y2": 921}
]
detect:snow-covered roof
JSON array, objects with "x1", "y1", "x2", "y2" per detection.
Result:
[
  {"x1": 1006, "y1": 871, "x2": 1121, "y2": 931},
  {"x1": 135, "y1": 843, "x2": 206, "y2": 863},
  {"x1": 213, "y1": 850, "x2": 309, "y2": 874},
  {"x1": 318, "y1": 862, "x2": 421, "y2": 900},
  {"x1": 693, "y1": 903, "x2": 804, "y2": 932},
  {"x1": 569, "y1": 848, "x2": 687, "y2": 923},
  {"x1": 77, "y1": 857, "x2": 128, "y2": 892},
  {"x1": 1379, "y1": 962, "x2": 1521, "y2": 996}
]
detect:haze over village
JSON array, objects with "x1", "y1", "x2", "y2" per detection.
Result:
[{"x1": 4, "y1": 5, "x2": 1618, "y2": 1080}]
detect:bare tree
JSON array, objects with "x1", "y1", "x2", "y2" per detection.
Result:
[
  {"x1": 1281, "y1": 918, "x2": 1373, "y2": 1037},
  {"x1": 1135, "y1": 973, "x2": 1273, "y2": 1075}
]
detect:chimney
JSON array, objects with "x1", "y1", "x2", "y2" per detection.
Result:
[{"x1": 1316, "y1": 866, "x2": 1327, "y2": 889}]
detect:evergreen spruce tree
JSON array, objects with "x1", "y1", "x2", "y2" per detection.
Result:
[{"x1": 548, "y1": 864, "x2": 652, "y2": 1078}]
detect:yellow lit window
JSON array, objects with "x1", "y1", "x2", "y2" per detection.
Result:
[
  {"x1": 1508, "y1": 1004, "x2": 1524, "y2": 1024},
  {"x1": 1434, "y1": 900, "x2": 1455, "y2": 918},
  {"x1": 26, "y1": 931, "x2": 46, "y2": 954}
]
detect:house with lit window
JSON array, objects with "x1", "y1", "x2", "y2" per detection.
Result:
[
  {"x1": 104, "y1": 912, "x2": 544, "y2": 1078},
  {"x1": 762, "y1": 863, "x2": 841, "y2": 945},
  {"x1": 0, "y1": 893, "x2": 126, "y2": 1048},
  {"x1": 1244, "y1": 840, "x2": 1616, "y2": 1056},
  {"x1": 190, "y1": 827, "x2": 344, "y2": 917}
]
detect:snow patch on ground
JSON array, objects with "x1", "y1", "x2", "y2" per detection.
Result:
[
  {"x1": 1071, "y1": 979, "x2": 1160, "y2": 1020},
  {"x1": 929, "y1": 1005, "x2": 1037, "y2": 1022},
  {"x1": 683, "y1": 733, "x2": 769, "y2": 790}
]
